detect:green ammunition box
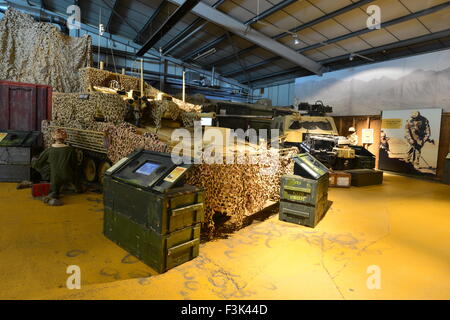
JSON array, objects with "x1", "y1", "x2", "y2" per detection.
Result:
[
  {"x1": 280, "y1": 174, "x2": 328, "y2": 206},
  {"x1": 104, "y1": 210, "x2": 200, "y2": 273},
  {"x1": 104, "y1": 177, "x2": 204, "y2": 235},
  {"x1": 355, "y1": 155, "x2": 376, "y2": 169},
  {"x1": 351, "y1": 146, "x2": 376, "y2": 169},
  {"x1": 345, "y1": 169, "x2": 383, "y2": 187},
  {"x1": 279, "y1": 197, "x2": 330, "y2": 228}
]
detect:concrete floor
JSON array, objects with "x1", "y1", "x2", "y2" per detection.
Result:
[{"x1": 0, "y1": 173, "x2": 449, "y2": 300}]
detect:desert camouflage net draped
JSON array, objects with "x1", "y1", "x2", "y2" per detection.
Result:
[
  {"x1": 0, "y1": 9, "x2": 91, "y2": 92},
  {"x1": 185, "y1": 147, "x2": 297, "y2": 238},
  {"x1": 79, "y1": 67, "x2": 157, "y2": 93},
  {"x1": 42, "y1": 120, "x2": 168, "y2": 163},
  {"x1": 80, "y1": 68, "x2": 202, "y2": 128},
  {"x1": 52, "y1": 92, "x2": 128, "y2": 124}
]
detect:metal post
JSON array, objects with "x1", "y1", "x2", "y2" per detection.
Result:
[
  {"x1": 182, "y1": 71, "x2": 186, "y2": 102},
  {"x1": 140, "y1": 58, "x2": 144, "y2": 97}
]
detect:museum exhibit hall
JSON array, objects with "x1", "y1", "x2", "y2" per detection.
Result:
[{"x1": 0, "y1": 0, "x2": 449, "y2": 304}]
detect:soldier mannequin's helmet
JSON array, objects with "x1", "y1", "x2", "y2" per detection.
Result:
[
  {"x1": 52, "y1": 128, "x2": 68, "y2": 141},
  {"x1": 411, "y1": 111, "x2": 420, "y2": 118},
  {"x1": 348, "y1": 126, "x2": 356, "y2": 132}
]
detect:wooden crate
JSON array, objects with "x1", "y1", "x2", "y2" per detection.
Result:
[{"x1": 329, "y1": 171, "x2": 352, "y2": 188}]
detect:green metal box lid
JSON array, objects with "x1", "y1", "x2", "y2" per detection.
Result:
[{"x1": 292, "y1": 153, "x2": 329, "y2": 180}]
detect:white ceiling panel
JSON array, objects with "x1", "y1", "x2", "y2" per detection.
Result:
[
  {"x1": 386, "y1": 19, "x2": 430, "y2": 40},
  {"x1": 418, "y1": 8, "x2": 450, "y2": 33},
  {"x1": 284, "y1": 0, "x2": 324, "y2": 23},
  {"x1": 359, "y1": 28, "x2": 400, "y2": 47}
]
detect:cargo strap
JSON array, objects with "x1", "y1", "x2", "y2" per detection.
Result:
[{"x1": 168, "y1": 238, "x2": 199, "y2": 256}]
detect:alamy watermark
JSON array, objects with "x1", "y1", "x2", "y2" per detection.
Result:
[
  {"x1": 66, "y1": 5, "x2": 81, "y2": 30},
  {"x1": 366, "y1": 265, "x2": 382, "y2": 290},
  {"x1": 66, "y1": 265, "x2": 81, "y2": 290},
  {"x1": 367, "y1": 5, "x2": 381, "y2": 30}
]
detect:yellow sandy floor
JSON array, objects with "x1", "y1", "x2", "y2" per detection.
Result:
[{"x1": 0, "y1": 173, "x2": 449, "y2": 300}]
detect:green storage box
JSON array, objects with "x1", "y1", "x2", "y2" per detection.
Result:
[
  {"x1": 281, "y1": 174, "x2": 328, "y2": 206},
  {"x1": 351, "y1": 146, "x2": 376, "y2": 169},
  {"x1": 355, "y1": 155, "x2": 376, "y2": 169},
  {"x1": 104, "y1": 210, "x2": 200, "y2": 273},
  {"x1": 279, "y1": 197, "x2": 330, "y2": 228},
  {"x1": 345, "y1": 169, "x2": 383, "y2": 187},
  {"x1": 104, "y1": 177, "x2": 204, "y2": 235},
  {"x1": 443, "y1": 153, "x2": 450, "y2": 185}
]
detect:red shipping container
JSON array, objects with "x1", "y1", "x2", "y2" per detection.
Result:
[
  {"x1": 0, "y1": 81, "x2": 52, "y2": 132},
  {"x1": 32, "y1": 183, "x2": 51, "y2": 198}
]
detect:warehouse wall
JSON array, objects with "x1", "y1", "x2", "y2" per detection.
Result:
[
  {"x1": 334, "y1": 113, "x2": 450, "y2": 181},
  {"x1": 296, "y1": 49, "x2": 450, "y2": 116},
  {"x1": 252, "y1": 82, "x2": 295, "y2": 106}
]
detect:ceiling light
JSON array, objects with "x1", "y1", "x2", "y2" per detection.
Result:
[
  {"x1": 293, "y1": 34, "x2": 300, "y2": 45},
  {"x1": 193, "y1": 48, "x2": 217, "y2": 61},
  {"x1": 349, "y1": 53, "x2": 355, "y2": 61}
]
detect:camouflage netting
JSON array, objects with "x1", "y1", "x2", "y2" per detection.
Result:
[
  {"x1": 151, "y1": 99, "x2": 201, "y2": 128},
  {"x1": 79, "y1": 67, "x2": 156, "y2": 93},
  {"x1": 42, "y1": 120, "x2": 168, "y2": 163},
  {"x1": 79, "y1": 68, "x2": 202, "y2": 128},
  {"x1": 0, "y1": 9, "x2": 91, "y2": 92},
  {"x1": 185, "y1": 147, "x2": 297, "y2": 238},
  {"x1": 52, "y1": 92, "x2": 128, "y2": 124}
]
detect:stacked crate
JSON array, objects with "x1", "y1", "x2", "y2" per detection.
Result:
[
  {"x1": 351, "y1": 146, "x2": 376, "y2": 169},
  {"x1": 0, "y1": 131, "x2": 41, "y2": 182},
  {"x1": 103, "y1": 180, "x2": 204, "y2": 273},
  {"x1": 279, "y1": 153, "x2": 330, "y2": 228}
]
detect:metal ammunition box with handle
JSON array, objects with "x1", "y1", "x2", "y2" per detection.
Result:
[
  {"x1": 279, "y1": 153, "x2": 331, "y2": 227},
  {"x1": 103, "y1": 150, "x2": 204, "y2": 273}
]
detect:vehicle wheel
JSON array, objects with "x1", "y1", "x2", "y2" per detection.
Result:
[
  {"x1": 75, "y1": 149, "x2": 84, "y2": 166},
  {"x1": 97, "y1": 161, "x2": 111, "y2": 185},
  {"x1": 83, "y1": 157, "x2": 97, "y2": 182}
]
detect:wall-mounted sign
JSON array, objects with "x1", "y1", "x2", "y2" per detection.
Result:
[{"x1": 361, "y1": 129, "x2": 374, "y2": 144}]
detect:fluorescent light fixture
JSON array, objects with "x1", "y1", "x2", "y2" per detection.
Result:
[{"x1": 193, "y1": 48, "x2": 217, "y2": 61}]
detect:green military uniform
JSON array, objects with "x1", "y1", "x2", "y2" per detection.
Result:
[{"x1": 32, "y1": 144, "x2": 80, "y2": 199}]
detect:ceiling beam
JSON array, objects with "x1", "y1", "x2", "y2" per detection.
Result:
[
  {"x1": 321, "y1": 28, "x2": 450, "y2": 65},
  {"x1": 106, "y1": 0, "x2": 120, "y2": 33},
  {"x1": 297, "y1": 2, "x2": 450, "y2": 54},
  {"x1": 247, "y1": 28, "x2": 450, "y2": 87},
  {"x1": 161, "y1": 0, "x2": 226, "y2": 55},
  {"x1": 167, "y1": 0, "x2": 324, "y2": 75},
  {"x1": 182, "y1": 35, "x2": 227, "y2": 61},
  {"x1": 181, "y1": 0, "x2": 298, "y2": 61},
  {"x1": 134, "y1": 0, "x2": 167, "y2": 44},
  {"x1": 136, "y1": 0, "x2": 201, "y2": 57},
  {"x1": 223, "y1": 56, "x2": 280, "y2": 77},
  {"x1": 223, "y1": 2, "x2": 450, "y2": 77},
  {"x1": 210, "y1": 0, "x2": 375, "y2": 67}
]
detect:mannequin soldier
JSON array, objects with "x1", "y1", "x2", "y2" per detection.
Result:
[
  {"x1": 405, "y1": 111, "x2": 432, "y2": 168},
  {"x1": 32, "y1": 129, "x2": 83, "y2": 206},
  {"x1": 347, "y1": 127, "x2": 358, "y2": 145},
  {"x1": 380, "y1": 130, "x2": 390, "y2": 152}
]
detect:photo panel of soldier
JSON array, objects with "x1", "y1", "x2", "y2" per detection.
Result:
[{"x1": 379, "y1": 108, "x2": 442, "y2": 176}]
